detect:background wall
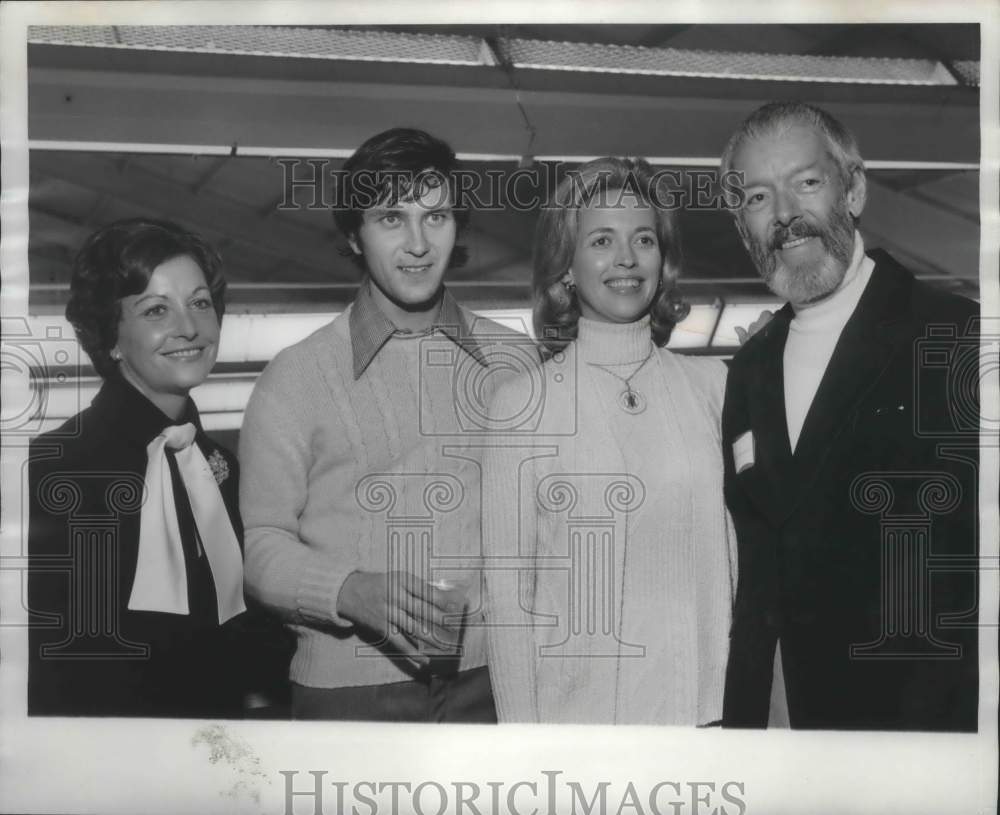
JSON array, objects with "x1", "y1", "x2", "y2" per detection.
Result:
[{"x1": 23, "y1": 22, "x2": 983, "y2": 433}]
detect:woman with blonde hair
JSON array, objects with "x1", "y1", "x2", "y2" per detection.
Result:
[{"x1": 484, "y1": 157, "x2": 736, "y2": 724}]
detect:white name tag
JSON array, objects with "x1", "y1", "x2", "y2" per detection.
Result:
[{"x1": 733, "y1": 430, "x2": 755, "y2": 474}]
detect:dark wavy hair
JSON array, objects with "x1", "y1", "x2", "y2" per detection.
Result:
[
  {"x1": 332, "y1": 127, "x2": 469, "y2": 269},
  {"x1": 65, "y1": 218, "x2": 226, "y2": 379},
  {"x1": 532, "y1": 156, "x2": 690, "y2": 355}
]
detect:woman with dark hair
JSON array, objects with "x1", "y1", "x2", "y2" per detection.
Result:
[
  {"x1": 484, "y1": 158, "x2": 736, "y2": 724},
  {"x1": 28, "y1": 218, "x2": 258, "y2": 718}
]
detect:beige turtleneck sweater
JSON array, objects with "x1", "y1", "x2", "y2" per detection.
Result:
[{"x1": 483, "y1": 316, "x2": 737, "y2": 724}]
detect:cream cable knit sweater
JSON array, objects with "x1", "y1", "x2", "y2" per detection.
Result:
[
  {"x1": 484, "y1": 317, "x2": 736, "y2": 724},
  {"x1": 240, "y1": 305, "x2": 521, "y2": 690}
]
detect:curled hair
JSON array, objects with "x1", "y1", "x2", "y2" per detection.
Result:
[
  {"x1": 332, "y1": 127, "x2": 469, "y2": 269},
  {"x1": 532, "y1": 156, "x2": 690, "y2": 356},
  {"x1": 65, "y1": 218, "x2": 226, "y2": 379},
  {"x1": 720, "y1": 101, "x2": 866, "y2": 207}
]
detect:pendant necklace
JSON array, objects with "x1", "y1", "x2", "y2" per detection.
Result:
[{"x1": 586, "y1": 346, "x2": 655, "y2": 415}]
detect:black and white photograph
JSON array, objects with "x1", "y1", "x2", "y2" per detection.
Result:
[{"x1": 1, "y1": 1, "x2": 997, "y2": 813}]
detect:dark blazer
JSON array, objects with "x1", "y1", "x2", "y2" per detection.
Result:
[
  {"x1": 27, "y1": 377, "x2": 254, "y2": 718},
  {"x1": 722, "y1": 250, "x2": 979, "y2": 731}
]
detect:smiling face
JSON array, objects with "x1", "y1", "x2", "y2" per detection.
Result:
[
  {"x1": 570, "y1": 195, "x2": 663, "y2": 325},
  {"x1": 114, "y1": 254, "x2": 220, "y2": 419},
  {"x1": 349, "y1": 181, "x2": 456, "y2": 330},
  {"x1": 733, "y1": 123, "x2": 866, "y2": 308}
]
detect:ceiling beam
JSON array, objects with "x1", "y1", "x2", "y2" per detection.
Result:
[
  {"x1": 862, "y1": 176, "x2": 980, "y2": 281},
  {"x1": 28, "y1": 63, "x2": 979, "y2": 163},
  {"x1": 31, "y1": 152, "x2": 346, "y2": 282},
  {"x1": 28, "y1": 203, "x2": 94, "y2": 248},
  {"x1": 189, "y1": 152, "x2": 234, "y2": 195}
]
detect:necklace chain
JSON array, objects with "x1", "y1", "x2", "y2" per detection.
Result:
[{"x1": 586, "y1": 346, "x2": 655, "y2": 414}]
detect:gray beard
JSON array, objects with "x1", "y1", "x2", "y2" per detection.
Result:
[{"x1": 746, "y1": 205, "x2": 856, "y2": 306}]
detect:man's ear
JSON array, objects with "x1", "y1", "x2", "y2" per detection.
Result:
[
  {"x1": 348, "y1": 233, "x2": 363, "y2": 256},
  {"x1": 846, "y1": 168, "x2": 867, "y2": 220}
]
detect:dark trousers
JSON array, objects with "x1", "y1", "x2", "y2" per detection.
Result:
[{"x1": 290, "y1": 665, "x2": 497, "y2": 723}]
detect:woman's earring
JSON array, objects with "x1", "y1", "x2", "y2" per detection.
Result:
[
  {"x1": 110, "y1": 348, "x2": 122, "y2": 362},
  {"x1": 551, "y1": 272, "x2": 575, "y2": 310}
]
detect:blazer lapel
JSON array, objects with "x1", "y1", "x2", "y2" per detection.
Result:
[
  {"x1": 789, "y1": 253, "x2": 912, "y2": 490},
  {"x1": 738, "y1": 307, "x2": 799, "y2": 525}
]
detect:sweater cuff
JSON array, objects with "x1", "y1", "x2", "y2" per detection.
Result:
[{"x1": 297, "y1": 559, "x2": 355, "y2": 628}]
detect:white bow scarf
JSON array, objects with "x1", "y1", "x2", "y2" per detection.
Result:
[{"x1": 128, "y1": 423, "x2": 247, "y2": 622}]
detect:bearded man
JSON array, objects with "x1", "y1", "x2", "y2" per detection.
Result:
[{"x1": 719, "y1": 101, "x2": 979, "y2": 731}]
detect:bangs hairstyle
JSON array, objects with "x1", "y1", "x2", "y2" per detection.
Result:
[
  {"x1": 720, "y1": 100, "x2": 866, "y2": 215},
  {"x1": 332, "y1": 127, "x2": 469, "y2": 269},
  {"x1": 533, "y1": 156, "x2": 690, "y2": 356},
  {"x1": 66, "y1": 218, "x2": 226, "y2": 379}
]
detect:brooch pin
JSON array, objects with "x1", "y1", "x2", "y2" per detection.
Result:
[{"x1": 207, "y1": 449, "x2": 230, "y2": 485}]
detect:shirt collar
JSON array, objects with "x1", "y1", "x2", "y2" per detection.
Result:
[{"x1": 349, "y1": 282, "x2": 487, "y2": 379}]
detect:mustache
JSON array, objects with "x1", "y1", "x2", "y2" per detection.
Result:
[{"x1": 767, "y1": 222, "x2": 821, "y2": 253}]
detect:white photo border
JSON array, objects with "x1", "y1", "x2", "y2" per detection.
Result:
[{"x1": 2, "y1": 2, "x2": 997, "y2": 814}]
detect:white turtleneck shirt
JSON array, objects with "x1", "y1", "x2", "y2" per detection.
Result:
[
  {"x1": 769, "y1": 231, "x2": 875, "y2": 728},
  {"x1": 783, "y1": 232, "x2": 875, "y2": 451}
]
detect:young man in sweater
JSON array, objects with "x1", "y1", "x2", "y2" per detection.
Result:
[
  {"x1": 720, "y1": 102, "x2": 979, "y2": 731},
  {"x1": 240, "y1": 128, "x2": 520, "y2": 721}
]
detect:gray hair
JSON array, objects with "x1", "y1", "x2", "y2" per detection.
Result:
[{"x1": 720, "y1": 101, "x2": 866, "y2": 191}]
